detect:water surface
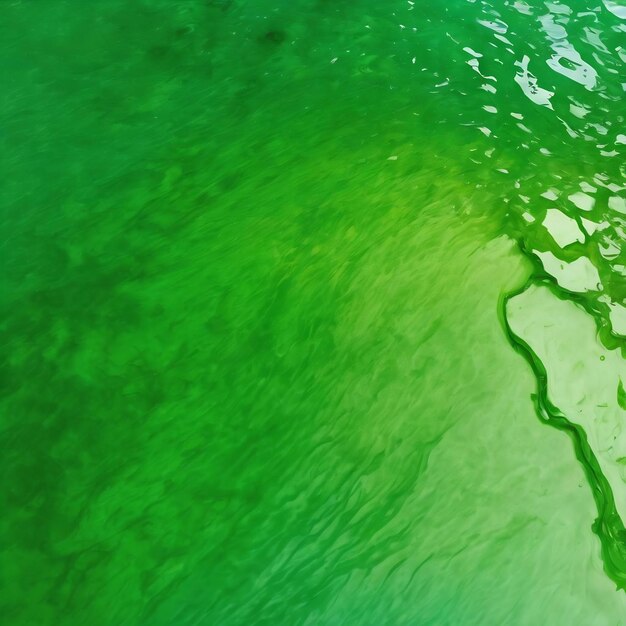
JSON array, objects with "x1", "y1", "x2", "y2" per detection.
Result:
[{"x1": 1, "y1": 1, "x2": 625, "y2": 624}]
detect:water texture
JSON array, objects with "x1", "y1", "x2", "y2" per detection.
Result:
[{"x1": 0, "y1": 1, "x2": 625, "y2": 624}]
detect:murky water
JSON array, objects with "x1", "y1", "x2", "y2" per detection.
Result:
[{"x1": 1, "y1": 1, "x2": 625, "y2": 624}]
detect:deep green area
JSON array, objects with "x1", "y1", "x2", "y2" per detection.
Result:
[{"x1": 1, "y1": 1, "x2": 625, "y2": 624}]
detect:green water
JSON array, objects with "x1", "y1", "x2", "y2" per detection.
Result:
[{"x1": 1, "y1": 0, "x2": 625, "y2": 624}]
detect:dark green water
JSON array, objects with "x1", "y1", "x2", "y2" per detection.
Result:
[{"x1": 1, "y1": 1, "x2": 625, "y2": 624}]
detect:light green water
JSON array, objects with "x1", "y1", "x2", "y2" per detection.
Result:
[{"x1": 1, "y1": 1, "x2": 625, "y2": 624}]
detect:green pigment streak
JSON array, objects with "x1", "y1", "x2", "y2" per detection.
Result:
[{"x1": 500, "y1": 244, "x2": 626, "y2": 590}]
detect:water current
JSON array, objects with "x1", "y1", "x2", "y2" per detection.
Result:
[{"x1": 1, "y1": 1, "x2": 625, "y2": 624}]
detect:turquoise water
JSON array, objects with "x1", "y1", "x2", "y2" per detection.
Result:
[{"x1": 1, "y1": 1, "x2": 625, "y2": 624}]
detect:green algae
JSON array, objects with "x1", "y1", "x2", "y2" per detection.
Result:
[
  {"x1": 1, "y1": 1, "x2": 625, "y2": 625},
  {"x1": 501, "y1": 265, "x2": 626, "y2": 592}
]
